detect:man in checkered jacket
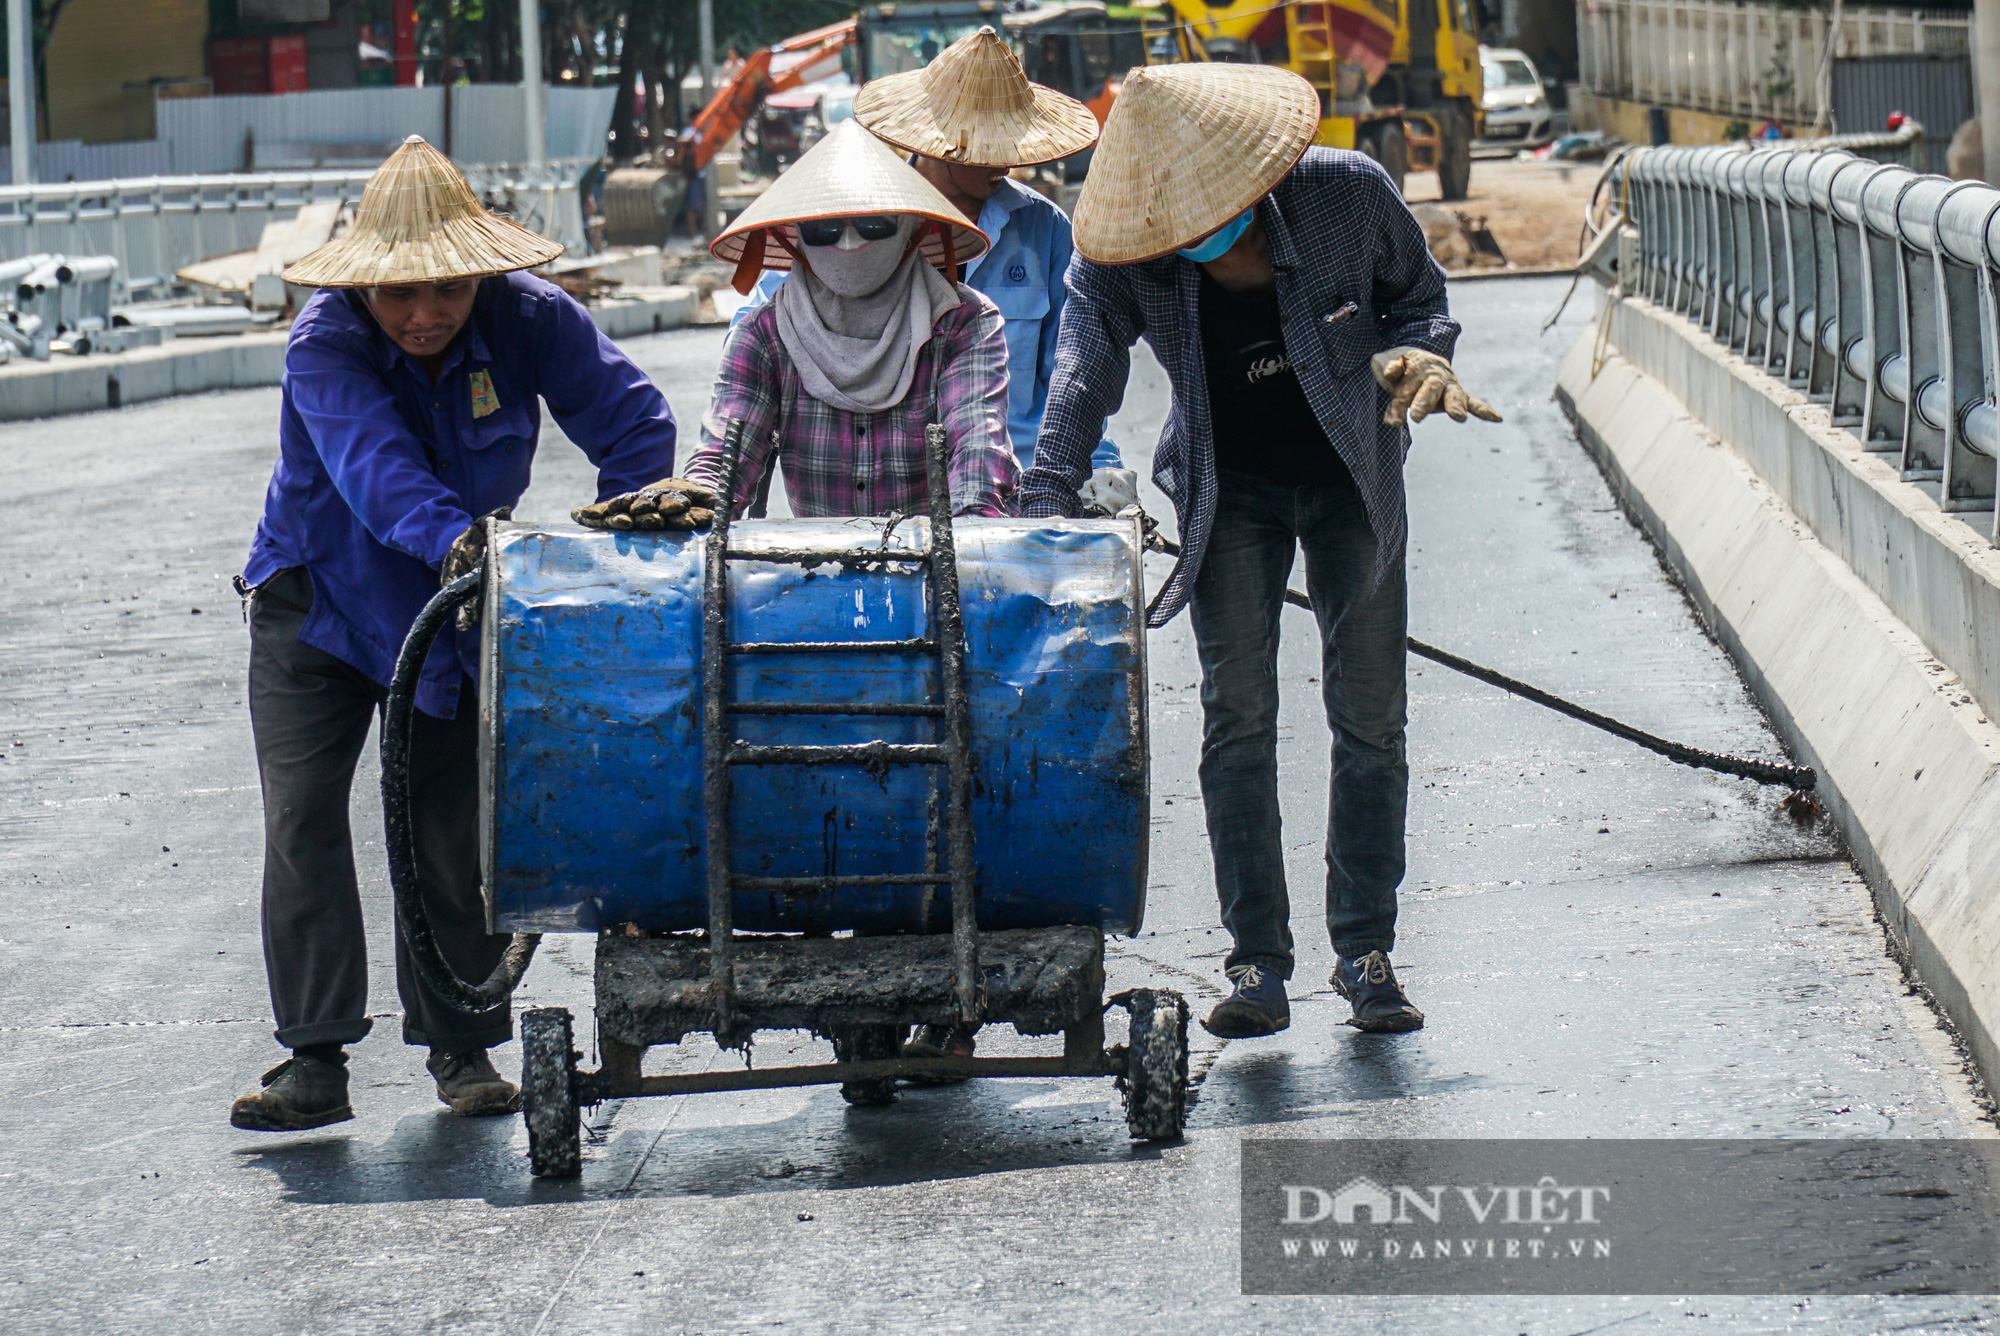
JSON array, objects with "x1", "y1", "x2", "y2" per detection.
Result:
[{"x1": 1022, "y1": 66, "x2": 1500, "y2": 1040}]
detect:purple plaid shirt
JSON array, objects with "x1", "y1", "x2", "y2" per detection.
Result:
[{"x1": 686, "y1": 288, "x2": 1019, "y2": 518}]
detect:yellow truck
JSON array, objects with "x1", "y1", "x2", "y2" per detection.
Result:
[{"x1": 1136, "y1": 0, "x2": 1484, "y2": 199}]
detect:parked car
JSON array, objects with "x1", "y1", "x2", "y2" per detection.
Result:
[{"x1": 1478, "y1": 46, "x2": 1553, "y2": 149}]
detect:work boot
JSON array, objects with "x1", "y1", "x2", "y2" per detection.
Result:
[
  {"x1": 230, "y1": 1051, "x2": 354, "y2": 1131},
  {"x1": 901, "y1": 1023, "x2": 976, "y2": 1086},
  {"x1": 1332, "y1": 951, "x2": 1425, "y2": 1033},
  {"x1": 428, "y1": 1047, "x2": 519, "y2": 1116},
  {"x1": 1200, "y1": 964, "x2": 1291, "y2": 1038}
]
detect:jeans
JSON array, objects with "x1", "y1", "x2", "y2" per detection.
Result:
[
  {"x1": 1187, "y1": 467, "x2": 1409, "y2": 979},
  {"x1": 248, "y1": 567, "x2": 510, "y2": 1053}
]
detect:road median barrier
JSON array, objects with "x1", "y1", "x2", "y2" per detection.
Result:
[
  {"x1": 1560, "y1": 294, "x2": 2000, "y2": 1100},
  {"x1": 0, "y1": 285, "x2": 698, "y2": 422}
]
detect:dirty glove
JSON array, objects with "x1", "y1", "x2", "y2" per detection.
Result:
[
  {"x1": 441, "y1": 506, "x2": 512, "y2": 630},
  {"x1": 1371, "y1": 347, "x2": 1503, "y2": 426},
  {"x1": 1077, "y1": 467, "x2": 1141, "y2": 518},
  {"x1": 570, "y1": 477, "x2": 721, "y2": 532}
]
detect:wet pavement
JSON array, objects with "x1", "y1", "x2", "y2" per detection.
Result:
[{"x1": 1, "y1": 275, "x2": 1993, "y2": 1334}]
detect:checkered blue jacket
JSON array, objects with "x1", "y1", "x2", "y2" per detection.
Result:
[{"x1": 1020, "y1": 148, "x2": 1458, "y2": 626}]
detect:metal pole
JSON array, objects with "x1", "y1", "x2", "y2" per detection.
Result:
[
  {"x1": 1980, "y1": 0, "x2": 2000, "y2": 181},
  {"x1": 520, "y1": 0, "x2": 546, "y2": 168},
  {"x1": 8, "y1": 0, "x2": 32, "y2": 185},
  {"x1": 698, "y1": 0, "x2": 720, "y2": 239}
]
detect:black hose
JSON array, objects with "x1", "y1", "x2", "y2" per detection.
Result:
[
  {"x1": 382, "y1": 569, "x2": 540, "y2": 1016},
  {"x1": 1147, "y1": 536, "x2": 1816, "y2": 792}
]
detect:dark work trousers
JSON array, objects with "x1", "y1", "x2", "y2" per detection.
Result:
[
  {"x1": 248, "y1": 566, "x2": 510, "y2": 1053},
  {"x1": 1187, "y1": 467, "x2": 1409, "y2": 980}
]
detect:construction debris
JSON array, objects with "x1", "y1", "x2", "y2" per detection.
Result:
[{"x1": 1410, "y1": 203, "x2": 1507, "y2": 270}]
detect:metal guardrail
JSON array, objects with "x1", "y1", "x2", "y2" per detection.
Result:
[
  {"x1": 1612, "y1": 130, "x2": 2000, "y2": 534},
  {"x1": 0, "y1": 160, "x2": 592, "y2": 294}
]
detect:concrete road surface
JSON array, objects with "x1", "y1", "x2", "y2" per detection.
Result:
[{"x1": 1, "y1": 276, "x2": 1992, "y2": 1334}]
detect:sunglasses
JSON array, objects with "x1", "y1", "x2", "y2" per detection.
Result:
[{"x1": 797, "y1": 215, "x2": 900, "y2": 247}]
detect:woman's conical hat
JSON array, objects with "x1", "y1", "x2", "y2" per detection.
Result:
[
  {"x1": 711, "y1": 120, "x2": 989, "y2": 291},
  {"x1": 1071, "y1": 63, "x2": 1320, "y2": 265},
  {"x1": 282, "y1": 135, "x2": 564, "y2": 288},
  {"x1": 852, "y1": 26, "x2": 1100, "y2": 168}
]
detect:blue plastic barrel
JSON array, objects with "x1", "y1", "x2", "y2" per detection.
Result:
[{"x1": 480, "y1": 518, "x2": 1149, "y2": 935}]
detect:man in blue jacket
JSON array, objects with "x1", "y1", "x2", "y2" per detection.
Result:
[
  {"x1": 1024, "y1": 67, "x2": 1499, "y2": 1042},
  {"x1": 734, "y1": 27, "x2": 1120, "y2": 475},
  {"x1": 229, "y1": 137, "x2": 689, "y2": 1131}
]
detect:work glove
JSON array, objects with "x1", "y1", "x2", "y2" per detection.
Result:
[
  {"x1": 1371, "y1": 347, "x2": 1503, "y2": 427},
  {"x1": 570, "y1": 477, "x2": 721, "y2": 532},
  {"x1": 440, "y1": 506, "x2": 512, "y2": 630},
  {"x1": 1077, "y1": 467, "x2": 1141, "y2": 518}
]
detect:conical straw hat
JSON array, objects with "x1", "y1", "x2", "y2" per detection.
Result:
[
  {"x1": 1071, "y1": 64, "x2": 1320, "y2": 265},
  {"x1": 712, "y1": 120, "x2": 989, "y2": 292},
  {"x1": 283, "y1": 135, "x2": 564, "y2": 288},
  {"x1": 852, "y1": 26, "x2": 1100, "y2": 168}
]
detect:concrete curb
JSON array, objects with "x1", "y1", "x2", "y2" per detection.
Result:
[
  {"x1": 1557, "y1": 302, "x2": 2000, "y2": 1098},
  {"x1": 0, "y1": 286, "x2": 700, "y2": 423}
]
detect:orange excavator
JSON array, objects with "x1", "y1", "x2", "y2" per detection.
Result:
[{"x1": 602, "y1": 20, "x2": 856, "y2": 245}]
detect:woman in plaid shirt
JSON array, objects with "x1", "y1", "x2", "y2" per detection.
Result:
[{"x1": 575, "y1": 120, "x2": 1019, "y2": 527}]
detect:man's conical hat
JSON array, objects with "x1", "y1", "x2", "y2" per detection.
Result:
[
  {"x1": 852, "y1": 26, "x2": 1100, "y2": 168},
  {"x1": 711, "y1": 120, "x2": 989, "y2": 292},
  {"x1": 1071, "y1": 63, "x2": 1320, "y2": 265},
  {"x1": 283, "y1": 136, "x2": 564, "y2": 288}
]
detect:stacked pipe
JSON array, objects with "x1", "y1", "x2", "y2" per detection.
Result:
[{"x1": 1613, "y1": 139, "x2": 2000, "y2": 536}]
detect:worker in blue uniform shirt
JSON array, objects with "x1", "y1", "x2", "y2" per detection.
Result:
[
  {"x1": 228, "y1": 137, "x2": 692, "y2": 1132},
  {"x1": 1025, "y1": 67, "x2": 1500, "y2": 1043},
  {"x1": 735, "y1": 28, "x2": 1120, "y2": 477}
]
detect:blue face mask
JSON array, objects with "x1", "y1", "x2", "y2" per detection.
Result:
[{"x1": 1177, "y1": 208, "x2": 1255, "y2": 263}]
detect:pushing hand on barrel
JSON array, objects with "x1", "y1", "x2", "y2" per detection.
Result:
[
  {"x1": 571, "y1": 477, "x2": 720, "y2": 531},
  {"x1": 1371, "y1": 347, "x2": 1502, "y2": 426}
]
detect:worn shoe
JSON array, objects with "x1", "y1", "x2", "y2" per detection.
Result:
[
  {"x1": 429, "y1": 1047, "x2": 520, "y2": 1116},
  {"x1": 230, "y1": 1053, "x2": 354, "y2": 1131},
  {"x1": 1332, "y1": 951, "x2": 1425, "y2": 1033},
  {"x1": 1200, "y1": 964, "x2": 1291, "y2": 1038},
  {"x1": 900, "y1": 1023, "x2": 976, "y2": 1086}
]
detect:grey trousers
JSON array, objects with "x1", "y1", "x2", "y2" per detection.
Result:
[
  {"x1": 1187, "y1": 467, "x2": 1409, "y2": 980},
  {"x1": 248, "y1": 566, "x2": 510, "y2": 1052}
]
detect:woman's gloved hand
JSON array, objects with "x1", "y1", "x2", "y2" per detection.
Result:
[
  {"x1": 571, "y1": 477, "x2": 721, "y2": 532},
  {"x1": 1371, "y1": 347, "x2": 1503, "y2": 426}
]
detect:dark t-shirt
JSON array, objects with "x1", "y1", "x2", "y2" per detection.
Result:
[{"x1": 1198, "y1": 270, "x2": 1350, "y2": 488}]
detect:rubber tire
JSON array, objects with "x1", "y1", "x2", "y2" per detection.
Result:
[
  {"x1": 521, "y1": 1007, "x2": 582, "y2": 1179},
  {"x1": 1436, "y1": 103, "x2": 1474, "y2": 202},
  {"x1": 1361, "y1": 122, "x2": 1409, "y2": 197},
  {"x1": 830, "y1": 1024, "x2": 901, "y2": 1106},
  {"x1": 1121, "y1": 988, "x2": 1189, "y2": 1141}
]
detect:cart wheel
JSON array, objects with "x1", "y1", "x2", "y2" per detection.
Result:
[
  {"x1": 1119, "y1": 989, "x2": 1189, "y2": 1141},
  {"x1": 521, "y1": 1007, "x2": 582, "y2": 1179},
  {"x1": 829, "y1": 1024, "x2": 901, "y2": 1107}
]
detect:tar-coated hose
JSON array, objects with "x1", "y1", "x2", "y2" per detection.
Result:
[
  {"x1": 382, "y1": 569, "x2": 540, "y2": 1016},
  {"x1": 1148, "y1": 536, "x2": 1817, "y2": 792}
]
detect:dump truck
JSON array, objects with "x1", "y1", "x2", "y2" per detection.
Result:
[{"x1": 1138, "y1": 0, "x2": 1484, "y2": 199}]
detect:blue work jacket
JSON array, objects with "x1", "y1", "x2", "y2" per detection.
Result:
[
  {"x1": 734, "y1": 176, "x2": 1116, "y2": 467},
  {"x1": 243, "y1": 271, "x2": 679, "y2": 718}
]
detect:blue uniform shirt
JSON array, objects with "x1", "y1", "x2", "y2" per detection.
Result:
[
  {"x1": 244, "y1": 271, "x2": 678, "y2": 718},
  {"x1": 734, "y1": 176, "x2": 1117, "y2": 468}
]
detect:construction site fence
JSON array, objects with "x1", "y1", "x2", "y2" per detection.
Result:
[
  {"x1": 1579, "y1": 0, "x2": 1970, "y2": 128},
  {"x1": 1613, "y1": 132, "x2": 2000, "y2": 537},
  {"x1": 0, "y1": 161, "x2": 594, "y2": 293}
]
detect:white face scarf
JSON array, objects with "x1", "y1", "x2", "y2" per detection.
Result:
[{"x1": 772, "y1": 214, "x2": 961, "y2": 414}]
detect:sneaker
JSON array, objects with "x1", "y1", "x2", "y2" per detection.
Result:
[
  {"x1": 1200, "y1": 964, "x2": 1291, "y2": 1038},
  {"x1": 901, "y1": 1023, "x2": 976, "y2": 1086},
  {"x1": 230, "y1": 1053, "x2": 354, "y2": 1131},
  {"x1": 1331, "y1": 951, "x2": 1425, "y2": 1033},
  {"x1": 428, "y1": 1047, "x2": 520, "y2": 1116}
]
